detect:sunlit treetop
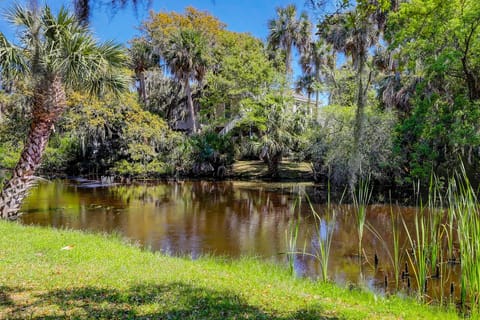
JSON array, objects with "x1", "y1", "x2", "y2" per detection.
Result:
[{"x1": 144, "y1": 6, "x2": 226, "y2": 44}]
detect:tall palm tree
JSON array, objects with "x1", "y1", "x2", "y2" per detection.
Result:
[
  {"x1": 300, "y1": 39, "x2": 330, "y2": 110},
  {"x1": 295, "y1": 74, "x2": 315, "y2": 114},
  {"x1": 129, "y1": 37, "x2": 159, "y2": 104},
  {"x1": 267, "y1": 4, "x2": 311, "y2": 79},
  {"x1": 162, "y1": 29, "x2": 209, "y2": 134},
  {"x1": 0, "y1": 5, "x2": 128, "y2": 219},
  {"x1": 319, "y1": 8, "x2": 381, "y2": 189}
]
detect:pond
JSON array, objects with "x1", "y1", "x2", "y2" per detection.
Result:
[{"x1": 21, "y1": 180, "x2": 462, "y2": 303}]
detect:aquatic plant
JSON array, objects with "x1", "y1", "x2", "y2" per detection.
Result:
[
  {"x1": 403, "y1": 183, "x2": 429, "y2": 300},
  {"x1": 352, "y1": 176, "x2": 372, "y2": 259},
  {"x1": 285, "y1": 198, "x2": 301, "y2": 276},
  {"x1": 366, "y1": 203, "x2": 404, "y2": 290},
  {"x1": 452, "y1": 167, "x2": 480, "y2": 311},
  {"x1": 426, "y1": 175, "x2": 443, "y2": 278},
  {"x1": 299, "y1": 183, "x2": 342, "y2": 283},
  {"x1": 404, "y1": 211, "x2": 429, "y2": 299},
  {"x1": 306, "y1": 197, "x2": 337, "y2": 283}
]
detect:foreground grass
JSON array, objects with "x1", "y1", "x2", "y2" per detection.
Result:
[{"x1": 0, "y1": 221, "x2": 458, "y2": 319}]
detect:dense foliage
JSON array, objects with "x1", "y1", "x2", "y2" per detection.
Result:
[{"x1": 1, "y1": 0, "x2": 480, "y2": 187}]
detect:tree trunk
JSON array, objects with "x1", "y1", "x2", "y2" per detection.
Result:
[
  {"x1": 461, "y1": 23, "x2": 480, "y2": 101},
  {"x1": 285, "y1": 45, "x2": 292, "y2": 82},
  {"x1": 185, "y1": 80, "x2": 197, "y2": 134},
  {"x1": 267, "y1": 152, "x2": 282, "y2": 179},
  {"x1": 349, "y1": 50, "x2": 367, "y2": 191},
  {"x1": 137, "y1": 70, "x2": 147, "y2": 104},
  {"x1": 0, "y1": 75, "x2": 66, "y2": 219},
  {"x1": 307, "y1": 92, "x2": 312, "y2": 116}
]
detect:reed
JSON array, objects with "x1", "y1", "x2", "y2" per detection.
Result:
[
  {"x1": 285, "y1": 197, "x2": 301, "y2": 276},
  {"x1": 402, "y1": 190, "x2": 429, "y2": 300},
  {"x1": 366, "y1": 204, "x2": 404, "y2": 291},
  {"x1": 302, "y1": 183, "x2": 340, "y2": 283},
  {"x1": 427, "y1": 175, "x2": 443, "y2": 274},
  {"x1": 307, "y1": 200, "x2": 336, "y2": 282},
  {"x1": 446, "y1": 178, "x2": 458, "y2": 262},
  {"x1": 452, "y1": 167, "x2": 480, "y2": 311},
  {"x1": 353, "y1": 176, "x2": 372, "y2": 259}
]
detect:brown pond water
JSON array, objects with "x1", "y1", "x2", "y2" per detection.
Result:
[{"x1": 21, "y1": 180, "x2": 462, "y2": 302}]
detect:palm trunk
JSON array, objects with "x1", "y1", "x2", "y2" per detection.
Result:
[
  {"x1": 0, "y1": 75, "x2": 66, "y2": 219},
  {"x1": 349, "y1": 51, "x2": 367, "y2": 191},
  {"x1": 137, "y1": 70, "x2": 147, "y2": 104},
  {"x1": 285, "y1": 45, "x2": 292, "y2": 83},
  {"x1": 315, "y1": 67, "x2": 320, "y2": 122},
  {"x1": 185, "y1": 80, "x2": 197, "y2": 133},
  {"x1": 267, "y1": 152, "x2": 282, "y2": 179},
  {"x1": 308, "y1": 92, "x2": 312, "y2": 116}
]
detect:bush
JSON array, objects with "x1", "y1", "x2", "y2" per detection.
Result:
[
  {"x1": 309, "y1": 105, "x2": 399, "y2": 186},
  {"x1": 188, "y1": 130, "x2": 234, "y2": 177}
]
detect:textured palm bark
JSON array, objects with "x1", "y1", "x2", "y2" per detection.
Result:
[
  {"x1": 185, "y1": 80, "x2": 197, "y2": 133},
  {"x1": 267, "y1": 152, "x2": 282, "y2": 179},
  {"x1": 349, "y1": 49, "x2": 367, "y2": 192},
  {"x1": 0, "y1": 76, "x2": 65, "y2": 219}
]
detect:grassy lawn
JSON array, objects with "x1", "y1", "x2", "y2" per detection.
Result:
[
  {"x1": 0, "y1": 221, "x2": 458, "y2": 319},
  {"x1": 232, "y1": 160, "x2": 313, "y2": 180}
]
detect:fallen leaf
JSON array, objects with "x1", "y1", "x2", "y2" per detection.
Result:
[{"x1": 60, "y1": 245, "x2": 74, "y2": 251}]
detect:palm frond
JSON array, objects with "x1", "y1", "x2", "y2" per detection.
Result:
[{"x1": 0, "y1": 32, "x2": 27, "y2": 80}]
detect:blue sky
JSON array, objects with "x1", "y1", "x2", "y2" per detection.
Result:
[
  {"x1": 0, "y1": 0, "x2": 315, "y2": 43},
  {"x1": 0, "y1": 0, "x2": 320, "y2": 86}
]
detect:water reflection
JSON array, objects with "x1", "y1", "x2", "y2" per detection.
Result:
[{"x1": 21, "y1": 180, "x2": 461, "y2": 300}]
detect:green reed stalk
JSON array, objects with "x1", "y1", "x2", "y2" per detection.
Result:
[
  {"x1": 403, "y1": 198, "x2": 429, "y2": 300},
  {"x1": 391, "y1": 206, "x2": 402, "y2": 290},
  {"x1": 427, "y1": 175, "x2": 442, "y2": 273},
  {"x1": 285, "y1": 198, "x2": 301, "y2": 276},
  {"x1": 438, "y1": 240, "x2": 446, "y2": 306},
  {"x1": 304, "y1": 185, "x2": 337, "y2": 283},
  {"x1": 365, "y1": 204, "x2": 403, "y2": 290},
  {"x1": 454, "y1": 166, "x2": 480, "y2": 312},
  {"x1": 353, "y1": 176, "x2": 372, "y2": 259},
  {"x1": 446, "y1": 178, "x2": 457, "y2": 261}
]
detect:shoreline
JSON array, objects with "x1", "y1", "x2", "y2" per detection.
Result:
[{"x1": 0, "y1": 221, "x2": 458, "y2": 319}]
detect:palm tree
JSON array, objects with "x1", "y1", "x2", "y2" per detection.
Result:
[
  {"x1": 0, "y1": 5, "x2": 128, "y2": 219},
  {"x1": 129, "y1": 37, "x2": 159, "y2": 104},
  {"x1": 162, "y1": 29, "x2": 209, "y2": 134},
  {"x1": 300, "y1": 39, "x2": 330, "y2": 111},
  {"x1": 295, "y1": 74, "x2": 316, "y2": 114},
  {"x1": 319, "y1": 8, "x2": 381, "y2": 189},
  {"x1": 267, "y1": 4, "x2": 311, "y2": 79}
]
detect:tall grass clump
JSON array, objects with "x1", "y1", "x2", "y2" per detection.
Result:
[
  {"x1": 285, "y1": 198, "x2": 301, "y2": 276},
  {"x1": 301, "y1": 183, "x2": 340, "y2": 282},
  {"x1": 366, "y1": 203, "x2": 403, "y2": 290},
  {"x1": 353, "y1": 176, "x2": 372, "y2": 259},
  {"x1": 452, "y1": 167, "x2": 480, "y2": 311},
  {"x1": 400, "y1": 181, "x2": 429, "y2": 299},
  {"x1": 426, "y1": 175, "x2": 443, "y2": 277},
  {"x1": 403, "y1": 202, "x2": 429, "y2": 300},
  {"x1": 446, "y1": 179, "x2": 457, "y2": 262}
]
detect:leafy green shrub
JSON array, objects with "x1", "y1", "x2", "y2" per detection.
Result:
[
  {"x1": 309, "y1": 105, "x2": 399, "y2": 186},
  {"x1": 111, "y1": 159, "x2": 167, "y2": 177},
  {"x1": 40, "y1": 136, "x2": 80, "y2": 174},
  {"x1": 0, "y1": 141, "x2": 22, "y2": 169},
  {"x1": 188, "y1": 130, "x2": 234, "y2": 177}
]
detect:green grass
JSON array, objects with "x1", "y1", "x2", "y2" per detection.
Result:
[
  {"x1": 0, "y1": 221, "x2": 459, "y2": 319},
  {"x1": 232, "y1": 160, "x2": 312, "y2": 180}
]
